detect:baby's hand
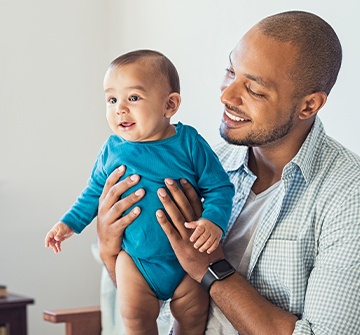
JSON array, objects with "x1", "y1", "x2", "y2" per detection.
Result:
[
  {"x1": 185, "y1": 218, "x2": 222, "y2": 254},
  {"x1": 45, "y1": 222, "x2": 74, "y2": 253}
]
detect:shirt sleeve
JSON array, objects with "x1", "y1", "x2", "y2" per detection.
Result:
[
  {"x1": 60, "y1": 147, "x2": 108, "y2": 234},
  {"x1": 191, "y1": 134, "x2": 235, "y2": 234},
  {"x1": 293, "y1": 186, "x2": 360, "y2": 335}
]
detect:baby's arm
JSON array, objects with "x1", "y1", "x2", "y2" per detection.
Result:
[
  {"x1": 185, "y1": 219, "x2": 222, "y2": 254},
  {"x1": 45, "y1": 222, "x2": 74, "y2": 253}
]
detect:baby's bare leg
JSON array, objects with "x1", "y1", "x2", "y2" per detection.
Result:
[
  {"x1": 116, "y1": 250, "x2": 160, "y2": 335},
  {"x1": 171, "y1": 274, "x2": 209, "y2": 335}
]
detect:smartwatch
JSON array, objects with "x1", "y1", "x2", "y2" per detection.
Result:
[{"x1": 201, "y1": 259, "x2": 235, "y2": 293}]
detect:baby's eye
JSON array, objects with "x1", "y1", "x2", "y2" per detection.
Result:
[
  {"x1": 109, "y1": 97, "x2": 117, "y2": 104},
  {"x1": 129, "y1": 95, "x2": 140, "y2": 102}
]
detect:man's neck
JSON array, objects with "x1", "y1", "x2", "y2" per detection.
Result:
[
  {"x1": 248, "y1": 125, "x2": 311, "y2": 194},
  {"x1": 248, "y1": 147, "x2": 284, "y2": 194}
]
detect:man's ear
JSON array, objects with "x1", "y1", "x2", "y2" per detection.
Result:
[
  {"x1": 164, "y1": 92, "x2": 181, "y2": 118},
  {"x1": 298, "y1": 91, "x2": 327, "y2": 120}
]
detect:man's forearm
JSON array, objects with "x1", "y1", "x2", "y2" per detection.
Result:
[
  {"x1": 210, "y1": 273, "x2": 298, "y2": 335},
  {"x1": 101, "y1": 253, "x2": 117, "y2": 286}
]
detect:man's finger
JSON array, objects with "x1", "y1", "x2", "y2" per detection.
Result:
[
  {"x1": 100, "y1": 165, "x2": 126, "y2": 202},
  {"x1": 100, "y1": 165, "x2": 140, "y2": 203},
  {"x1": 99, "y1": 167, "x2": 141, "y2": 217},
  {"x1": 164, "y1": 178, "x2": 199, "y2": 222},
  {"x1": 109, "y1": 188, "x2": 145, "y2": 219},
  {"x1": 157, "y1": 188, "x2": 191, "y2": 238},
  {"x1": 156, "y1": 209, "x2": 179, "y2": 239},
  {"x1": 180, "y1": 178, "x2": 203, "y2": 218},
  {"x1": 105, "y1": 174, "x2": 140, "y2": 203},
  {"x1": 109, "y1": 206, "x2": 142, "y2": 234}
]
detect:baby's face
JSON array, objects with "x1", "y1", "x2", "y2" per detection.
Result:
[{"x1": 103, "y1": 63, "x2": 173, "y2": 142}]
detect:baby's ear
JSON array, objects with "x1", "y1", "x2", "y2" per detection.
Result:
[{"x1": 164, "y1": 92, "x2": 181, "y2": 118}]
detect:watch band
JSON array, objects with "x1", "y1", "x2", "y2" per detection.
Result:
[
  {"x1": 201, "y1": 269, "x2": 219, "y2": 293},
  {"x1": 201, "y1": 259, "x2": 235, "y2": 293}
]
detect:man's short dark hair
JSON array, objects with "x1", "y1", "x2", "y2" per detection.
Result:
[{"x1": 258, "y1": 11, "x2": 342, "y2": 97}]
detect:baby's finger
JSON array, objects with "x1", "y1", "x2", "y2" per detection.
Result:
[
  {"x1": 54, "y1": 241, "x2": 61, "y2": 253},
  {"x1": 184, "y1": 221, "x2": 197, "y2": 229},
  {"x1": 204, "y1": 238, "x2": 220, "y2": 254},
  {"x1": 189, "y1": 225, "x2": 205, "y2": 243},
  {"x1": 45, "y1": 231, "x2": 55, "y2": 247},
  {"x1": 193, "y1": 232, "x2": 211, "y2": 249},
  {"x1": 198, "y1": 235, "x2": 220, "y2": 253},
  {"x1": 49, "y1": 242, "x2": 58, "y2": 253}
]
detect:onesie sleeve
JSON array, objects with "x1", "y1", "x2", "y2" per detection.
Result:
[
  {"x1": 60, "y1": 144, "x2": 108, "y2": 234},
  {"x1": 192, "y1": 134, "x2": 235, "y2": 234}
]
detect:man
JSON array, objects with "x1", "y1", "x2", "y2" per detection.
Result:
[{"x1": 97, "y1": 11, "x2": 360, "y2": 335}]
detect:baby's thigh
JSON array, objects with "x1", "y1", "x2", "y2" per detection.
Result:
[
  {"x1": 171, "y1": 274, "x2": 209, "y2": 318},
  {"x1": 115, "y1": 251, "x2": 157, "y2": 307}
]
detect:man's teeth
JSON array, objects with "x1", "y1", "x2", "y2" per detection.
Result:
[{"x1": 225, "y1": 110, "x2": 245, "y2": 122}]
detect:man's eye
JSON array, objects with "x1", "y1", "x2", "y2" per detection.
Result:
[
  {"x1": 109, "y1": 97, "x2": 117, "y2": 104},
  {"x1": 225, "y1": 67, "x2": 235, "y2": 76},
  {"x1": 248, "y1": 87, "x2": 265, "y2": 99},
  {"x1": 129, "y1": 95, "x2": 140, "y2": 102}
]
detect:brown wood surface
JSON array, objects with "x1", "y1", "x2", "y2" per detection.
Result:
[
  {"x1": 0, "y1": 293, "x2": 34, "y2": 335},
  {"x1": 43, "y1": 306, "x2": 101, "y2": 335}
]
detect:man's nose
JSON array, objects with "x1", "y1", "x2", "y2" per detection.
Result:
[{"x1": 220, "y1": 80, "x2": 243, "y2": 107}]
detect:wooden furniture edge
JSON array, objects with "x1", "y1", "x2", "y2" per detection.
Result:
[{"x1": 43, "y1": 306, "x2": 101, "y2": 335}]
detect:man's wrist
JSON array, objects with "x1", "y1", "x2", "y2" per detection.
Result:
[
  {"x1": 201, "y1": 259, "x2": 236, "y2": 293},
  {"x1": 99, "y1": 247, "x2": 119, "y2": 262}
]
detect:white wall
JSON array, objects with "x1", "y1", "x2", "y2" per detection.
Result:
[
  {"x1": 0, "y1": 1, "x2": 359, "y2": 334},
  {"x1": 106, "y1": 0, "x2": 360, "y2": 153},
  {"x1": 0, "y1": 1, "x2": 108, "y2": 334}
]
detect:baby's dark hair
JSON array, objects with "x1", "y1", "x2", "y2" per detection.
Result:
[
  {"x1": 258, "y1": 11, "x2": 342, "y2": 97},
  {"x1": 110, "y1": 49, "x2": 180, "y2": 94}
]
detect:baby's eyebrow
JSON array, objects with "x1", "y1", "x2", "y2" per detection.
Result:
[
  {"x1": 104, "y1": 85, "x2": 147, "y2": 93},
  {"x1": 127, "y1": 85, "x2": 147, "y2": 92}
]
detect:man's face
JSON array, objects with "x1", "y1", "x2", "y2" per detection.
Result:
[{"x1": 219, "y1": 27, "x2": 301, "y2": 148}]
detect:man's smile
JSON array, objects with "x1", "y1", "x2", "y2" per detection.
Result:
[{"x1": 224, "y1": 110, "x2": 246, "y2": 122}]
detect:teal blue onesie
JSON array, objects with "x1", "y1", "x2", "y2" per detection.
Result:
[{"x1": 61, "y1": 122, "x2": 234, "y2": 299}]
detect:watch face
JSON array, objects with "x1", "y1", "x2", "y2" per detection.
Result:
[{"x1": 211, "y1": 259, "x2": 235, "y2": 277}]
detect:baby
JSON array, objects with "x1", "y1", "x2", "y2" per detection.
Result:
[{"x1": 45, "y1": 49, "x2": 234, "y2": 334}]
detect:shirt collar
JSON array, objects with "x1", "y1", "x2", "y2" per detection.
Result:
[
  {"x1": 219, "y1": 116, "x2": 326, "y2": 184},
  {"x1": 220, "y1": 144, "x2": 249, "y2": 173},
  {"x1": 289, "y1": 116, "x2": 326, "y2": 184}
]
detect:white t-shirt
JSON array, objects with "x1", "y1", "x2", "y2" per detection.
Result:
[{"x1": 205, "y1": 181, "x2": 281, "y2": 335}]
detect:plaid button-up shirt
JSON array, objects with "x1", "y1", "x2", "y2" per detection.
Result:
[{"x1": 211, "y1": 116, "x2": 360, "y2": 334}]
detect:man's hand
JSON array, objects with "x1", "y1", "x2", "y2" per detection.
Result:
[
  {"x1": 156, "y1": 178, "x2": 224, "y2": 283},
  {"x1": 97, "y1": 165, "x2": 144, "y2": 284}
]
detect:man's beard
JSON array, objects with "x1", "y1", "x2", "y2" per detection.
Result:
[{"x1": 220, "y1": 107, "x2": 296, "y2": 147}]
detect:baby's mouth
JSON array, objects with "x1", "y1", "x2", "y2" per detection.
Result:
[{"x1": 120, "y1": 122, "x2": 135, "y2": 128}]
